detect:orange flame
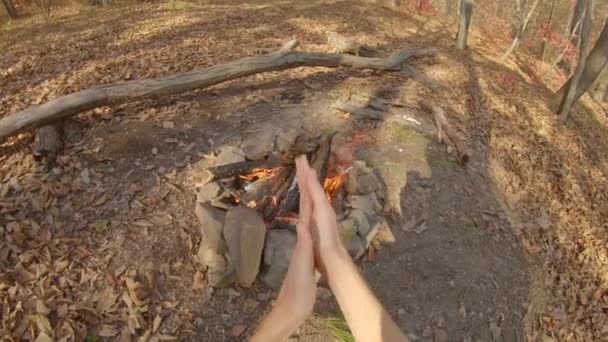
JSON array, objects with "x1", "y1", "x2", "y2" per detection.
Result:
[
  {"x1": 239, "y1": 167, "x2": 283, "y2": 181},
  {"x1": 323, "y1": 167, "x2": 350, "y2": 200}
]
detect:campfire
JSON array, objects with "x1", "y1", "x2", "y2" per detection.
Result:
[{"x1": 194, "y1": 131, "x2": 394, "y2": 289}]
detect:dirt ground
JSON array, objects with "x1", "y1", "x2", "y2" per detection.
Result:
[{"x1": 1, "y1": 0, "x2": 607, "y2": 341}]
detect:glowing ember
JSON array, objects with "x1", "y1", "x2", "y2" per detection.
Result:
[
  {"x1": 239, "y1": 167, "x2": 283, "y2": 181},
  {"x1": 323, "y1": 167, "x2": 351, "y2": 200}
]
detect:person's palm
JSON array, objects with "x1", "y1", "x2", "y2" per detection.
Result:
[
  {"x1": 275, "y1": 157, "x2": 318, "y2": 322},
  {"x1": 295, "y1": 156, "x2": 344, "y2": 276}
]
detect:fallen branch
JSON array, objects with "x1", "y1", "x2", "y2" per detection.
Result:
[
  {"x1": 0, "y1": 40, "x2": 436, "y2": 142},
  {"x1": 420, "y1": 101, "x2": 471, "y2": 164},
  {"x1": 333, "y1": 101, "x2": 386, "y2": 120}
]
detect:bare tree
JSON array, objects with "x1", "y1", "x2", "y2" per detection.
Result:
[
  {"x1": 540, "y1": 0, "x2": 557, "y2": 61},
  {"x1": 500, "y1": 0, "x2": 539, "y2": 62},
  {"x1": 1, "y1": 0, "x2": 17, "y2": 18},
  {"x1": 563, "y1": 0, "x2": 586, "y2": 72},
  {"x1": 548, "y1": 0, "x2": 604, "y2": 119},
  {"x1": 455, "y1": 0, "x2": 473, "y2": 50},
  {"x1": 548, "y1": 16, "x2": 608, "y2": 114}
]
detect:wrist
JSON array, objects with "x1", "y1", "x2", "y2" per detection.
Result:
[
  {"x1": 322, "y1": 246, "x2": 351, "y2": 283},
  {"x1": 274, "y1": 297, "x2": 308, "y2": 330}
]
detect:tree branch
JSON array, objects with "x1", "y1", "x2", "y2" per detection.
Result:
[{"x1": 0, "y1": 40, "x2": 437, "y2": 142}]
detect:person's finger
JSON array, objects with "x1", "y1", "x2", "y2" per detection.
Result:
[
  {"x1": 296, "y1": 156, "x2": 313, "y2": 229},
  {"x1": 302, "y1": 163, "x2": 331, "y2": 212}
]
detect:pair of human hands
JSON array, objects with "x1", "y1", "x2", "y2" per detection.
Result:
[{"x1": 275, "y1": 155, "x2": 345, "y2": 325}]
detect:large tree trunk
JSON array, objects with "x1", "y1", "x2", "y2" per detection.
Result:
[
  {"x1": 500, "y1": 0, "x2": 539, "y2": 62},
  {"x1": 1, "y1": 0, "x2": 17, "y2": 18},
  {"x1": 455, "y1": 0, "x2": 473, "y2": 50},
  {"x1": 549, "y1": 17, "x2": 608, "y2": 115},
  {"x1": 0, "y1": 40, "x2": 437, "y2": 142},
  {"x1": 563, "y1": 0, "x2": 586, "y2": 73}
]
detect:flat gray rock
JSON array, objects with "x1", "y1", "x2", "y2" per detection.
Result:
[
  {"x1": 348, "y1": 193, "x2": 382, "y2": 212},
  {"x1": 223, "y1": 206, "x2": 267, "y2": 286},
  {"x1": 241, "y1": 125, "x2": 276, "y2": 160},
  {"x1": 262, "y1": 230, "x2": 296, "y2": 289},
  {"x1": 215, "y1": 146, "x2": 245, "y2": 166},
  {"x1": 197, "y1": 182, "x2": 223, "y2": 202},
  {"x1": 195, "y1": 202, "x2": 227, "y2": 274}
]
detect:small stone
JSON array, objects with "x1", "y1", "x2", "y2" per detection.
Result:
[
  {"x1": 372, "y1": 218, "x2": 396, "y2": 244},
  {"x1": 397, "y1": 308, "x2": 406, "y2": 315},
  {"x1": 275, "y1": 127, "x2": 300, "y2": 153},
  {"x1": 262, "y1": 230, "x2": 296, "y2": 289},
  {"x1": 338, "y1": 220, "x2": 365, "y2": 260},
  {"x1": 210, "y1": 197, "x2": 231, "y2": 210},
  {"x1": 349, "y1": 209, "x2": 372, "y2": 237},
  {"x1": 208, "y1": 267, "x2": 236, "y2": 288},
  {"x1": 346, "y1": 162, "x2": 382, "y2": 195},
  {"x1": 223, "y1": 206, "x2": 266, "y2": 286},
  {"x1": 215, "y1": 146, "x2": 245, "y2": 167},
  {"x1": 152, "y1": 147, "x2": 158, "y2": 154},
  {"x1": 348, "y1": 193, "x2": 382, "y2": 212},
  {"x1": 241, "y1": 125, "x2": 275, "y2": 160},
  {"x1": 197, "y1": 182, "x2": 223, "y2": 203}
]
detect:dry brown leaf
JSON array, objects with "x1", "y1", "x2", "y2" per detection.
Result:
[
  {"x1": 33, "y1": 332, "x2": 53, "y2": 342},
  {"x1": 92, "y1": 194, "x2": 107, "y2": 206},
  {"x1": 99, "y1": 324, "x2": 119, "y2": 337},
  {"x1": 229, "y1": 324, "x2": 247, "y2": 337},
  {"x1": 35, "y1": 300, "x2": 51, "y2": 315},
  {"x1": 152, "y1": 314, "x2": 162, "y2": 333},
  {"x1": 30, "y1": 314, "x2": 52, "y2": 335},
  {"x1": 191, "y1": 271, "x2": 205, "y2": 290},
  {"x1": 126, "y1": 277, "x2": 149, "y2": 306}
]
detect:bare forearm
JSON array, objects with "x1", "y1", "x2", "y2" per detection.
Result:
[
  {"x1": 250, "y1": 303, "x2": 302, "y2": 342},
  {"x1": 325, "y1": 248, "x2": 408, "y2": 342}
]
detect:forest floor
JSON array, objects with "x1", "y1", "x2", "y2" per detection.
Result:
[{"x1": 1, "y1": 0, "x2": 608, "y2": 341}]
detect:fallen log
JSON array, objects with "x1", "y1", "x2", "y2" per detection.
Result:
[
  {"x1": 0, "y1": 40, "x2": 437, "y2": 142},
  {"x1": 419, "y1": 101, "x2": 471, "y2": 164}
]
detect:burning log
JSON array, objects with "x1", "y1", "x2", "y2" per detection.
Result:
[
  {"x1": 241, "y1": 167, "x2": 290, "y2": 204},
  {"x1": 202, "y1": 159, "x2": 277, "y2": 184},
  {"x1": 275, "y1": 132, "x2": 336, "y2": 217},
  {"x1": 310, "y1": 132, "x2": 336, "y2": 182}
]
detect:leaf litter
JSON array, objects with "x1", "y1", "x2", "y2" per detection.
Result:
[{"x1": 0, "y1": 0, "x2": 607, "y2": 340}]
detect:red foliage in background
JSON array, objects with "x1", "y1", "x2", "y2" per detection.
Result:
[
  {"x1": 402, "y1": 0, "x2": 436, "y2": 13},
  {"x1": 538, "y1": 23, "x2": 579, "y2": 64}
]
